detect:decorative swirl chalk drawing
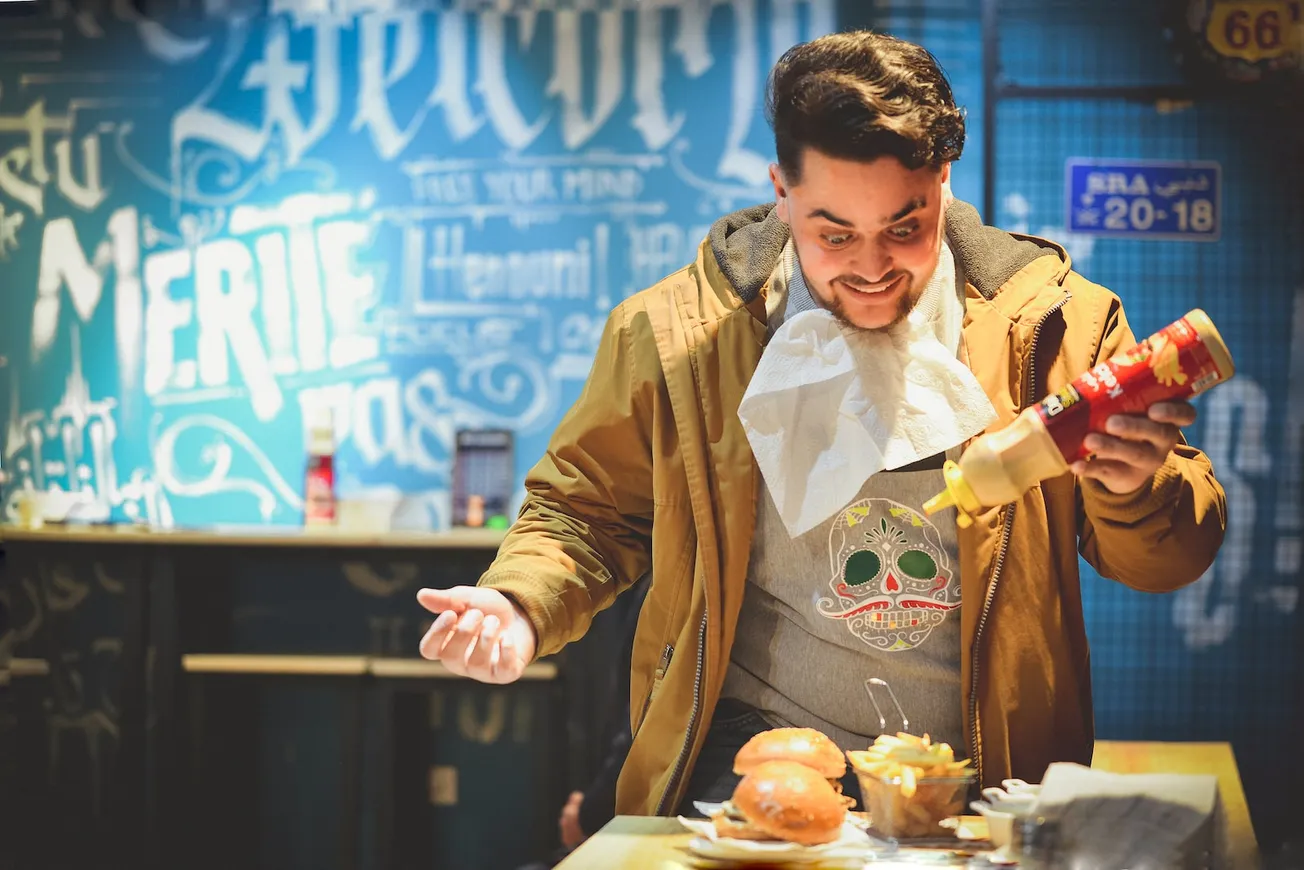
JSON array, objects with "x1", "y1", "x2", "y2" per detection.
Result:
[{"x1": 152, "y1": 414, "x2": 306, "y2": 519}]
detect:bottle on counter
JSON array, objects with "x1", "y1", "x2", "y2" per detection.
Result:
[
  {"x1": 304, "y1": 408, "x2": 337, "y2": 527},
  {"x1": 923, "y1": 309, "x2": 1235, "y2": 527}
]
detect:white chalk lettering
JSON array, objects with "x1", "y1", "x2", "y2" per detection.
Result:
[
  {"x1": 352, "y1": 376, "x2": 412, "y2": 469},
  {"x1": 143, "y1": 247, "x2": 196, "y2": 395},
  {"x1": 352, "y1": 12, "x2": 427, "y2": 159},
  {"x1": 31, "y1": 206, "x2": 140, "y2": 363},
  {"x1": 53, "y1": 132, "x2": 107, "y2": 213},
  {"x1": 429, "y1": 11, "x2": 485, "y2": 142},
  {"x1": 549, "y1": 9, "x2": 624, "y2": 149},
  {"x1": 627, "y1": 221, "x2": 711, "y2": 288},
  {"x1": 0, "y1": 203, "x2": 22, "y2": 259},
  {"x1": 0, "y1": 100, "x2": 105, "y2": 217},
  {"x1": 631, "y1": 5, "x2": 685, "y2": 150},
  {"x1": 136, "y1": 2, "x2": 836, "y2": 198},
  {"x1": 476, "y1": 11, "x2": 549, "y2": 150},
  {"x1": 1173, "y1": 378, "x2": 1269, "y2": 648},
  {"x1": 141, "y1": 190, "x2": 381, "y2": 420},
  {"x1": 253, "y1": 233, "x2": 298, "y2": 375},
  {"x1": 716, "y1": 0, "x2": 769, "y2": 184},
  {"x1": 1273, "y1": 289, "x2": 1304, "y2": 580},
  {"x1": 241, "y1": 19, "x2": 341, "y2": 165},
  {"x1": 317, "y1": 220, "x2": 381, "y2": 369},
  {"x1": 4, "y1": 331, "x2": 169, "y2": 526},
  {"x1": 0, "y1": 101, "x2": 67, "y2": 215},
  {"x1": 194, "y1": 239, "x2": 282, "y2": 421},
  {"x1": 424, "y1": 222, "x2": 595, "y2": 303}
]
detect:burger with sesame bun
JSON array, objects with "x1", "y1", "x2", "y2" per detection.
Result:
[
  {"x1": 733, "y1": 727, "x2": 848, "y2": 782},
  {"x1": 707, "y1": 727, "x2": 854, "y2": 844},
  {"x1": 709, "y1": 760, "x2": 847, "y2": 846}
]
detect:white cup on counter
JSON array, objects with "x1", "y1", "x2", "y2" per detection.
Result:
[{"x1": 970, "y1": 779, "x2": 1042, "y2": 849}]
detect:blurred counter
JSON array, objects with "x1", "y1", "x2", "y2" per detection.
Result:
[{"x1": 0, "y1": 522, "x2": 506, "y2": 549}]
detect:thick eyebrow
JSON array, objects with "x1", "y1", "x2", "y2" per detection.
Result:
[
  {"x1": 886, "y1": 197, "x2": 926, "y2": 224},
  {"x1": 807, "y1": 208, "x2": 853, "y2": 227},
  {"x1": 807, "y1": 198, "x2": 927, "y2": 229}
]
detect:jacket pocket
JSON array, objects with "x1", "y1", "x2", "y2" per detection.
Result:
[{"x1": 634, "y1": 643, "x2": 674, "y2": 737}]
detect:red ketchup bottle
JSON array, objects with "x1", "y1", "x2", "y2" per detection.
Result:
[
  {"x1": 304, "y1": 408, "x2": 337, "y2": 527},
  {"x1": 923, "y1": 309, "x2": 1236, "y2": 527}
]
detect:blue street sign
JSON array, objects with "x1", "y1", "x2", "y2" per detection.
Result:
[{"x1": 1065, "y1": 159, "x2": 1222, "y2": 242}]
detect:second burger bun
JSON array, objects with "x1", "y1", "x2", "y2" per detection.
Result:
[
  {"x1": 733, "y1": 727, "x2": 847, "y2": 779},
  {"x1": 730, "y1": 760, "x2": 846, "y2": 845}
]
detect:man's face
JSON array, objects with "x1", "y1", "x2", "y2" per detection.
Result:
[{"x1": 771, "y1": 149, "x2": 950, "y2": 331}]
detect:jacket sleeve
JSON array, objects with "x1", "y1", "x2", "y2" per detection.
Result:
[
  {"x1": 477, "y1": 302, "x2": 655, "y2": 658},
  {"x1": 1076, "y1": 299, "x2": 1228, "y2": 592}
]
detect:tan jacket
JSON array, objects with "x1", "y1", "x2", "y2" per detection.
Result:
[{"x1": 480, "y1": 202, "x2": 1227, "y2": 817}]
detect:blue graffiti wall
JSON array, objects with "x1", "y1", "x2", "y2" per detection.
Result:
[{"x1": 0, "y1": 0, "x2": 836, "y2": 530}]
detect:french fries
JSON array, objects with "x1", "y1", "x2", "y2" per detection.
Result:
[{"x1": 846, "y1": 732, "x2": 975, "y2": 839}]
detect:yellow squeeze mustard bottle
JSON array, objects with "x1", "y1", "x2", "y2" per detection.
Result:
[{"x1": 923, "y1": 309, "x2": 1235, "y2": 528}]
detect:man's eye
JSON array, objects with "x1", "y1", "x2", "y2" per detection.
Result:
[
  {"x1": 823, "y1": 233, "x2": 852, "y2": 246},
  {"x1": 889, "y1": 224, "x2": 918, "y2": 239}
]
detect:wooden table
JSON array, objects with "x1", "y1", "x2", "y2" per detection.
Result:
[
  {"x1": 557, "y1": 741, "x2": 1260, "y2": 869},
  {"x1": 554, "y1": 817, "x2": 996, "y2": 868},
  {"x1": 555, "y1": 817, "x2": 697, "y2": 870}
]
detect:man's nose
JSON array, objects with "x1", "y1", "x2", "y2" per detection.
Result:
[{"x1": 850, "y1": 242, "x2": 894, "y2": 284}]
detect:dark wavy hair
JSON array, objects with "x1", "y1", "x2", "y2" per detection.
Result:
[{"x1": 766, "y1": 30, "x2": 966, "y2": 181}]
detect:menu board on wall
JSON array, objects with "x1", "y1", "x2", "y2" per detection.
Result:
[{"x1": 0, "y1": 0, "x2": 835, "y2": 528}]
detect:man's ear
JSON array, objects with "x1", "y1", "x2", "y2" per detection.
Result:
[
  {"x1": 770, "y1": 163, "x2": 790, "y2": 223},
  {"x1": 940, "y1": 162, "x2": 954, "y2": 211}
]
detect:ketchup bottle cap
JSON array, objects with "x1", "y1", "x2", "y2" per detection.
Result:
[{"x1": 923, "y1": 461, "x2": 980, "y2": 528}]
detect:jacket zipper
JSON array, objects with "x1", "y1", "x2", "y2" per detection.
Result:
[
  {"x1": 656, "y1": 643, "x2": 675, "y2": 680},
  {"x1": 968, "y1": 506, "x2": 1014, "y2": 782},
  {"x1": 634, "y1": 643, "x2": 675, "y2": 738},
  {"x1": 968, "y1": 292, "x2": 1071, "y2": 783},
  {"x1": 1024, "y1": 294, "x2": 1072, "y2": 410},
  {"x1": 655, "y1": 611, "x2": 708, "y2": 815}
]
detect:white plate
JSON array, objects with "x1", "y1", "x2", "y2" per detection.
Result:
[{"x1": 677, "y1": 815, "x2": 874, "y2": 865}]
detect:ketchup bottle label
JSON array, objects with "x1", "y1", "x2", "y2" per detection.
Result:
[
  {"x1": 1034, "y1": 314, "x2": 1230, "y2": 463},
  {"x1": 304, "y1": 458, "x2": 336, "y2": 523}
]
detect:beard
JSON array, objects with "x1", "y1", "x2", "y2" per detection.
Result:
[
  {"x1": 822, "y1": 273, "x2": 917, "y2": 330},
  {"x1": 788, "y1": 237, "x2": 932, "y2": 332}
]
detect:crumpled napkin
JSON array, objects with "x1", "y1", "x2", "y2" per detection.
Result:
[
  {"x1": 738, "y1": 307, "x2": 996, "y2": 538},
  {"x1": 1031, "y1": 761, "x2": 1227, "y2": 869}
]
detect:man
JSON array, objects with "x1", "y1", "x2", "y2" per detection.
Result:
[{"x1": 417, "y1": 30, "x2": 1226, "y2": 819}]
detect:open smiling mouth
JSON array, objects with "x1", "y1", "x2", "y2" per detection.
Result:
[{"x1": 842, "y1": 275, "x2": 903, "y2": 296}]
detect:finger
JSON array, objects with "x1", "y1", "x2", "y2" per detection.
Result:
[
  {"x1": 479, "y1": 614, "x2": 502, "y2": 645},
  {"x1": 492, "y1": 633, "x2": 519, "y2": 683},
  {"x1": 1084, "y1": 433, "x2": 1159, "y2": 467},
  {"x1": 463, "y1": 615, "x2": 500, "y2": 673},
  {"x1": 418, "y1": 610, "x2": 459, "y2": 660},
  {"x1": 438, "y1": 609, "x2": 485, "y2": 664},
  {"x1": 1103, "y1": 414, "x2": 1181, "y2": 449},
  {"x1": 416, "y1": 587, "x2": 470, "y2": 616},
  {"x1": 1071, "y1": 458, "x2": 1141, "y2": 488},
  {"x1": 1148, "y1": 401, "x2": 1197, "y2": 427}
]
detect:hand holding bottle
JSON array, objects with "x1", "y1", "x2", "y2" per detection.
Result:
[{"x1": 1071, "y1": 400, "x2": 1198, "y2": 494}]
